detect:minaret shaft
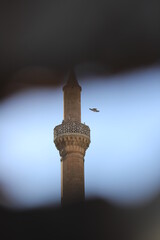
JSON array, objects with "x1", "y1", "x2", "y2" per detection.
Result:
[
  {"x1": 63, "y1": 88, "x2": 81, "y2": 122},
  {"x1": 61, "y1": 153, "x2": 84, "y2": 202}
]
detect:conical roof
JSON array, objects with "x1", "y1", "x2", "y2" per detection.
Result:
[{"x1": 63, "y1": 70, "x2": 81, "y2": 91}]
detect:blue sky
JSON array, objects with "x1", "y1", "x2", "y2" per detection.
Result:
[{"x1": 1, "y1": 65, "x2": 160, "y2": 208}]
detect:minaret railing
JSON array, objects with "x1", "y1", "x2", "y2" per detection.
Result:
[{"x1": 54, "y1": 120, "x2": 90, "y2": 140}]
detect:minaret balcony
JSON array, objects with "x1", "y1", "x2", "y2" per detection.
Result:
[{"x1": 54, "y1": 120, "x2": 90, "y2": 140}]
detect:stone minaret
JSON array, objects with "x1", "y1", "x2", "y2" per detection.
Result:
[{"x1": 54, "y1": 70, "x2": 90, "y2": 205}]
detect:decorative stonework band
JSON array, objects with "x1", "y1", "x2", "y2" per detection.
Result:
[
  {"x1": 54, "y1": 120, "x2": 90, "y2": 140},
  {"x1": 54, "y1": 134, "x2": 90, "y2": 157},
  {"x1": 54, "y1": 120, "x2": 90, "y2": 158}
]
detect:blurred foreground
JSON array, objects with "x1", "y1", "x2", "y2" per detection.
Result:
[
  {"x1": 1, "y1": 1, "x2": 160, "y2": 239},
  {"x1": 1, "y1": 197, "x2": 160, "y2": 240}
]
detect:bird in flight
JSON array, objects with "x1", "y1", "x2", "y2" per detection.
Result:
[{"x1": 89, "y1": 108, "x2": 100, "y2": 112}]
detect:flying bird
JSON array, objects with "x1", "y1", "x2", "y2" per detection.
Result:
[{"x1": 89, "y1": 108, "x2": 100, "y2": 112}]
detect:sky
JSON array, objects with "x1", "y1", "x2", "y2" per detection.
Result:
[{"x1": 1, "y1": 65, "x2": 160, "y2": 208}]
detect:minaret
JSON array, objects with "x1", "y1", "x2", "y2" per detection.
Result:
[{"x1": 54, "y1": 70, "x2": 90, "y2": 205}]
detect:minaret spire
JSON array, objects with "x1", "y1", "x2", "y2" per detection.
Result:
[
  {"x1": 64, "y1": 70, "x2": 81, "y2": 90},
  {"x1": 54, "y1": 70, "x2": 90, "y2": 205}
]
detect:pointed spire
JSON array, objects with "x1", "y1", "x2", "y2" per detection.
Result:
[{"x1": 63, "y1": 69, "x2": 81, "y2": 91}]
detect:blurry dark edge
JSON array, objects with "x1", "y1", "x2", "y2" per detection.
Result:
[
  {"x1": 0, "y1": 195, "x2": 160, "y2": 240},
  {"x1": 0, "y1": 59, "x2": 159, "y2": 101}
]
